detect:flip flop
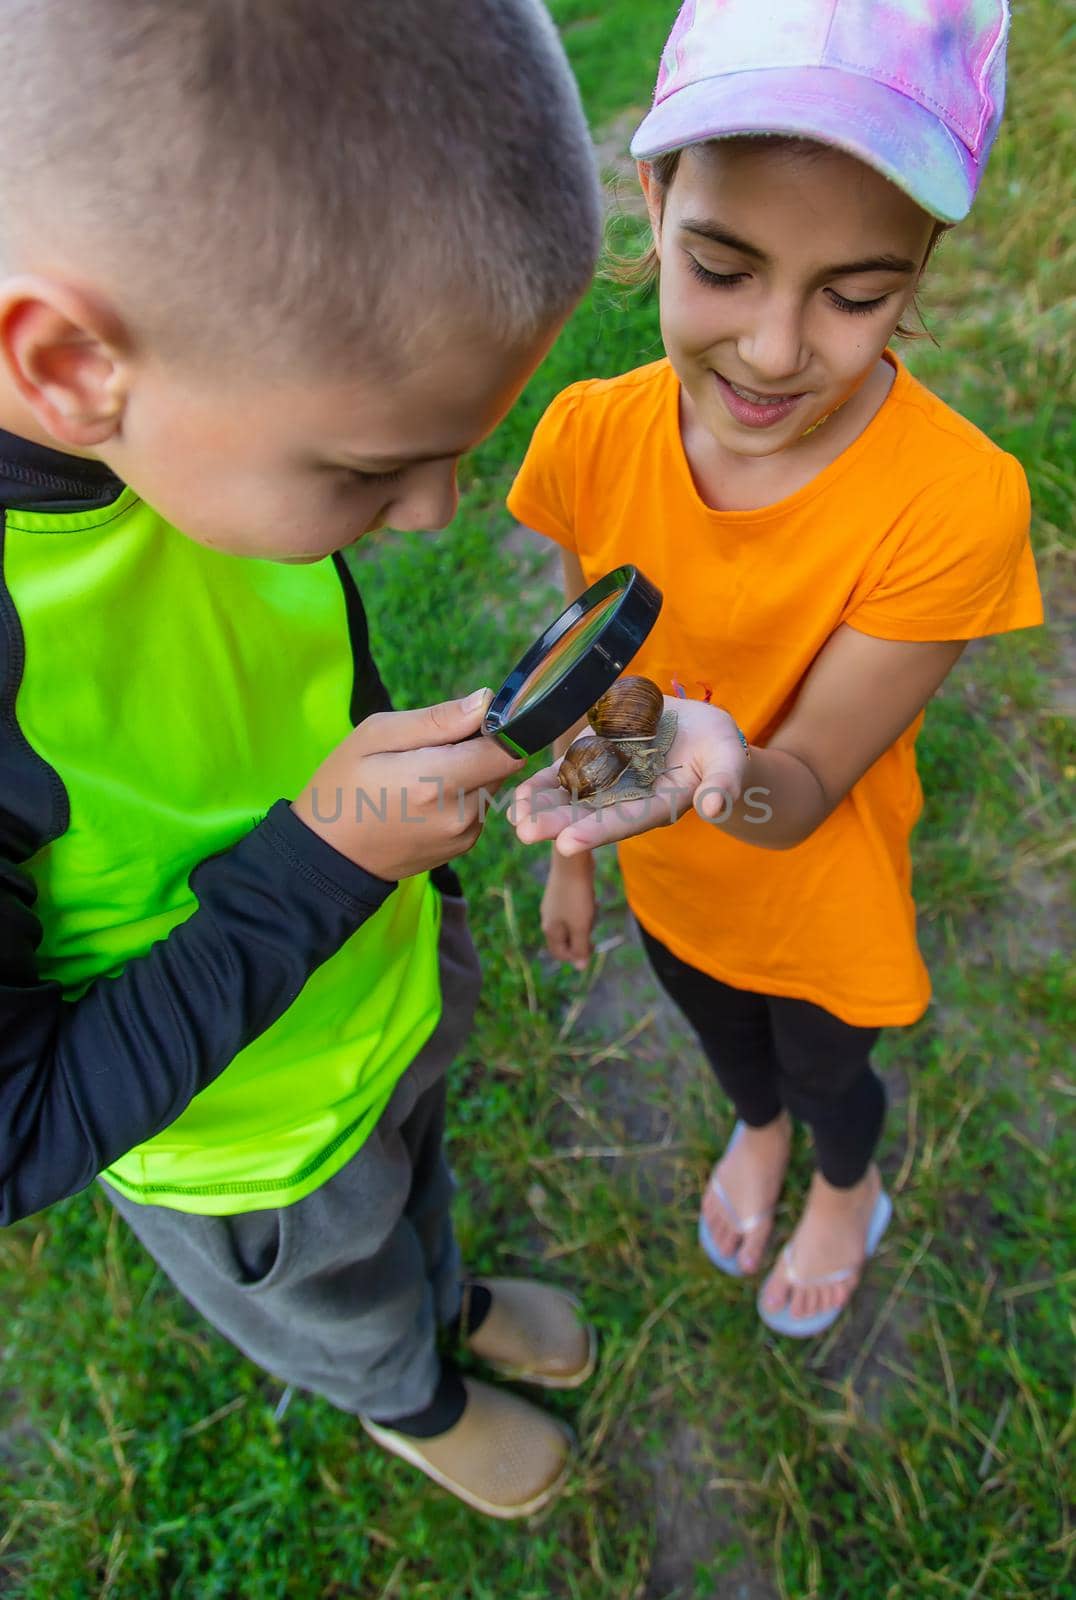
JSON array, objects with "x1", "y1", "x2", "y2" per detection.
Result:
[
  {"x1": 698, "y1": 1121, "x2": 777, "y2": 1278},
  {"x1": 756, "y1": 1186, "x2": 893, "y2": 1338}
]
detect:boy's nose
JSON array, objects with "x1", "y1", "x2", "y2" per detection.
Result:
[{"x1": 387, "y1": 464, "x2": 460, "y2": 533}]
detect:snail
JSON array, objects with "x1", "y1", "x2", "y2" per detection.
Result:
[
  {"x1": 589, "y1": 675, "x2": 664, "y2": 742},
  {"x1": 557, "y1": 675, "x2": 673, "y2": 803},
  {"x1": 557, "y1": 735, "x2": 629, "y2": 798}
]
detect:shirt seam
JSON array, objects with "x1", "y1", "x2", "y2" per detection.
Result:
[
  {"x1": 258, "y1": 809, "x2": 394, "y2": 912},
  {"x1": 5, "y1": 491, "x2": 141, "y2": 535}
]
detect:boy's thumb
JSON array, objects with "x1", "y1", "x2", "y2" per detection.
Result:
[{"x1": 420, "y1": 687, "x2": 494, "y2": 744}]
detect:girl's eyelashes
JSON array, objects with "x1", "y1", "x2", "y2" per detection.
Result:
[
  {"x1": 686, "y1": 256, "x2": 747, "y2": 288},
  {"x1": 685, "y1": 255, "x2": 892, "y2": 317},
  {"x1": 825, "y1": 289, "x2": 892, "y2": 316}
]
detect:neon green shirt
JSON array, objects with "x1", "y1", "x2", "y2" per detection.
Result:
[{"x1": 2, "y1": 462, "x2": 443, "y2": 1215}]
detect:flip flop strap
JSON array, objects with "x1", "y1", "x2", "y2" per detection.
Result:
[
  {"x1": 781, "y1": 1243, "x2": 856, "y2": 1289},
  {"x1": 708, "y1": 1175, "x2": 774, "y2": 1236}
]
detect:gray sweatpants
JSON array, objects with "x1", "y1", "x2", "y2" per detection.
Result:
[{"x1": 102, "y1": 894, "x2": 481, "y2": 1420}]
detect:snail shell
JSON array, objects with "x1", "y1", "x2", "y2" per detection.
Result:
[
  {"x1": 589, "y1": 675, "x2": 664, "y2": 742},
  {"x1": 557, "y1": 735, "x2": 629, "y2": 798}
]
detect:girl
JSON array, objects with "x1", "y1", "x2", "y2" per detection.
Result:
[{"x1": 507, "y1": 0, "x2": 1042, "y2": 1336}]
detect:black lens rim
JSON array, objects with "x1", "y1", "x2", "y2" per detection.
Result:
[{"x1": 482, "y1": 565, "x2": 663, "y2": 756}]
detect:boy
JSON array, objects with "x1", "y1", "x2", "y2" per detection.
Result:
[{"x1": 0, "y1": 0, "x2": 602, "y2": 1518}]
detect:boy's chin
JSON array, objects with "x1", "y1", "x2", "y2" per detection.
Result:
[{"x1": 210, "y1": 535, "x2": 347, "y2": 564}]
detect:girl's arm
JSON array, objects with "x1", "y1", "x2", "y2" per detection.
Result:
[
  {"x1": 724, "y1": 626, "x2": 965, "y2": 847},
  {"x1": 511, "y1": 616, "x2": 964, "y2": 856}
]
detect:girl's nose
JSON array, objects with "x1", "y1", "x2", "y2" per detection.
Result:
[{"x1": 736, "y1": 300, "x2": 808, "y2": 385}]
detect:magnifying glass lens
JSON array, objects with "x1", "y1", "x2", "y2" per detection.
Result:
[
  {"x1": 482, "y1": 566, "x2": 662, "y2": 756},
  {"x1": 507, "y1": 594, "x2": 621, "y2": 717}
]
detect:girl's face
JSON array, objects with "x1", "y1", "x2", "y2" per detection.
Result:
[{"x1": 642, "y1": 141, "x2": 935, "y2": 461}]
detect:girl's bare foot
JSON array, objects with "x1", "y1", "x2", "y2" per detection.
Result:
[
  {"x1": 760, "y1": 1164, "x2": 883, "y2": 1322},
  {"x1": 701, "y1": 1111, "x2": 792, "y2": 1273}
]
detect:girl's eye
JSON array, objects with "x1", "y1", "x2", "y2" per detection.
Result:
[
  {"x1": 686, "y1": 257, "x2": 747, "y2": 289},
  {"x1": 826, "y1": 289, "x2": 891, "y2": 316}
]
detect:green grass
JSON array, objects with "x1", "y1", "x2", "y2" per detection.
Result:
[{"x1": 2, "y1": 3, "x2": 1073, "y2": 1597}]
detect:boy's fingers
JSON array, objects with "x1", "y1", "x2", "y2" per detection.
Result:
[
  {"x1": 349, "y1": 694, "x2": 525, "y2": 795},
  {"x1": 434, "y1": 737, "x2": 524, "y2": 794},
  {"x1": 359, "y1": 690, "x2": 495, "y2": 755}
]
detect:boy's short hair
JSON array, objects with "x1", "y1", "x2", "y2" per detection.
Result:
[{"x1": 2, "y1": 0, "x2": 601, "y2": 372}]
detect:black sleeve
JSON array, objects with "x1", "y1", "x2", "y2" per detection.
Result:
[{"x1": 0, "y1": 800, "x2": 396, "y2": 1226}]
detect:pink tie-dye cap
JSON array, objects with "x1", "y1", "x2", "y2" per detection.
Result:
[{"x1": 630, "y1": 0, "x2": 1010, "y2": 222}]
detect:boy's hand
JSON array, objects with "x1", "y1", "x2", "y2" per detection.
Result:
[
  {"x1": 509, "y1": 699, "x2": 748, "y2": 858},
  {"x1": 542, "y1": 851, "x2": 596, "y2": 970},
  {"x1": 293, "y1": 690, "x2": 523, "y2": 880}
]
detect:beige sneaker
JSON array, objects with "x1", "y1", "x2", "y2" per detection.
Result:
[
  {"x1": 362, "y1": 1377, "x2": 573, "y2": 1518},
  {"x1": 461, "y1": 1277, "x2": 597, "y2": 1389}
]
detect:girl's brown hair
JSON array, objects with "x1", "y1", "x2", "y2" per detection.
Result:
[{"x1": 610, "y1": 140, "x2": 949, "y2": 341}]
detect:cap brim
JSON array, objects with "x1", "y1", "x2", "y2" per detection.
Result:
[{"x1": 629, "y1": 65, "x2": 977, "y2": 223}]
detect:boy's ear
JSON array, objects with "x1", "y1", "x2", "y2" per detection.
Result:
[
  {"x1": 636, "y1": 162, "x2": 664, "y2": 257},
  {"x1": 0, "y1": 276, "x2": 130, "y2": 448}
]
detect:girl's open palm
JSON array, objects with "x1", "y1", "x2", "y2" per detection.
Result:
[{"x1": 509, "y1": 698, "x2": 749, "y2": 857}]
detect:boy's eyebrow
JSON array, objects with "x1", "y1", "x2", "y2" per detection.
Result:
[{"x1": 679, "y1": 220, "x2": 918, "y2": 277}]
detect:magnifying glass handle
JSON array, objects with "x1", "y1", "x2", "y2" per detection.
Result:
[{"x1": 471, "y1": 724, "x2": 529, "y2": 759}]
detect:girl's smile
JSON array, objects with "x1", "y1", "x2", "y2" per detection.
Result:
[{"x1": 713, "y1": 371, "x2": 807, "y2": 428}]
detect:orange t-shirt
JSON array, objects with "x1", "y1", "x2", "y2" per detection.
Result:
[{"x1": 507, "y1": 355, "x2": 1043, "y2": 1026}]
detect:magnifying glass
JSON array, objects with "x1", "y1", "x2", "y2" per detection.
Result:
[{"x1": 481, "y1": 565, "x2": 663, "y2": 757}]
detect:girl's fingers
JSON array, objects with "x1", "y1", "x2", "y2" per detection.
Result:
[
  {"x1": 512, "y1": 761, "x2": 560, "y2": 798},
  {"x1": 507, "y1": 768, "x2": 560, "y2": 829},
  {"x1": 694, "y1": 769, "x2": 744, "y2": 819},
  {"x1": 510, "y1": 715, "x2": 751, "y2": 848},
  {"x1": 566, "y1": 924, "x2": 591, "y2": 970},
  {"x1": 552, "y1": 792, "x2": 679, "y2": 855},
  {"x1": 512, "y1": 792, "x2": 580, "y2": 843},
  {"x1": 544, "y1": 918, "x2": 590, "y2": 969}
]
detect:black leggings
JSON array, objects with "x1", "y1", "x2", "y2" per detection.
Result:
[{"x1": 638, "y1": 924, "x2": 886, "y2": 1188}]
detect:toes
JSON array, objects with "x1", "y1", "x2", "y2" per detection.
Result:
[
  {"x1": 762, "y1": 1269, "x2": 788, "y2": 1312},
  {"x1": 714, "y1": 1217, "x2": 738, "y2": 1255},
  {"x1": 737, "y1": 1223, "x2": 772, "y2": 1275},
  {"x1": 703, "y1": 1196, "x2": 737, "y2": 1255}
]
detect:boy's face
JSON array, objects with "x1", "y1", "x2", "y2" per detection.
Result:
[
  {"x1": 646, "y1": 142, "x2": 935, "y2": 460},
  {"x1": 100, "y1": 328, "x2": 554, "y2": 562}
]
